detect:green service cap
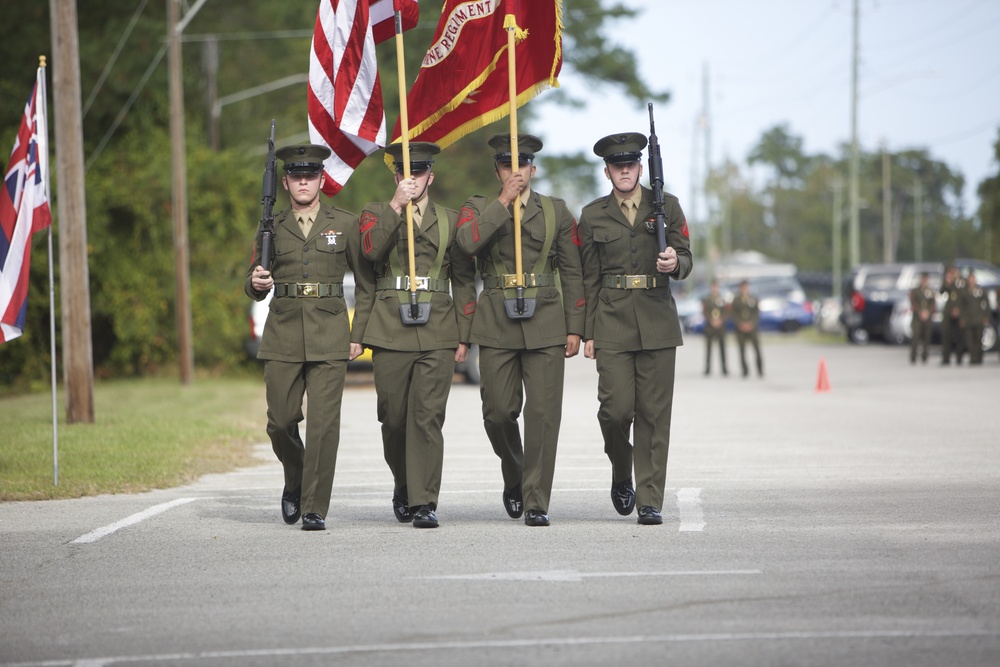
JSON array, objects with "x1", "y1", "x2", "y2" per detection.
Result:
[
  {"x1": 593, "y1": 132, "x2": 648, "y2": 164},
  {"x1": 275, "y1": 144, "x2": 331, "y2": 174},
  {"x1": 384, "y1": 141, "x2": 441, "y2": 172},
  {"x1": 488, "y1": 133, "x2": 543, "y2": 164}
]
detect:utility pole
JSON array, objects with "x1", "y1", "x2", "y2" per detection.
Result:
[
  {"x1": 833, "y1": 179, "x2": 844, "y2": 301},
  {"x1": 688, "y1": 115, "x2": 699, "y2": 263},
  {"x1": 882, "y1": 142, "x2": 892, "y2": 263},
  {"x1": 913, "y1": 179, "x2": 923, "y2": 261},
  {"x1": 169, "y1": 0, "x2": 194, "y2": 385},
  {"x1": 49, "y1": 0, "x2": 95, "y2": 423},
  {"x1": 848, "y1": 0, "x2": 861, "y2": 268},
  {"x1": 702, "y1": 62, "x2": 716, "y2": 264}
]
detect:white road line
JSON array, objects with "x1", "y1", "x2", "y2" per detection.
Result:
[
  {"x1": 70, "y1": 498, "x2": 202, "y2": 545},
  {"x1": 420, "y1": 569, "x2": 762, "y2": 582},
  {"x1": 2, "y1": 630, "x2": 995, "y2": 667},
  {"x1": 677, "y1": 487, "x2": 705, "y2": 531}
]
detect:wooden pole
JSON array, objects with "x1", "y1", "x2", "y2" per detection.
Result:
[
  {"x1": 49, "y1": 0, "x2": 94, "y2": 424},
  {"x1": 506, "y1": 16, "x2": 523, "y2": 285},
  {"x1": 394, "y1": 11, "x2": 419, "y2": 311},
  {"x1": 169, "y1": 0, "x2": 194, "y2": 384}
]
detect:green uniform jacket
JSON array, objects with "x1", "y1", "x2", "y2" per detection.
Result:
[
  {"x1": 702, "y1": 294, "x2": 729, "y2": 335},
  {"x1": 909, "y1": 285, "x2": 937, "y2": 320},
  {"x1": 962, "y1": 285, "x2": 991, "y2": 327},
  {"x1": 244, "y1": 204, "x2": 375, "y2": 362},
  {"x1": 358, "y1": 200, "x2": 477, "y2": 350},
  {"x1": 731, "y1": 293, "x2": 760, "y2": 331},
  {"x1": 942, "y1": 279, "x2": 965, "y2": 321},
  {"x1": 579, "y1": 186, "x2": 693, "y2": 350},
  {"x1": 456, "y1": 191, "x2": 585, "y2": 350}
]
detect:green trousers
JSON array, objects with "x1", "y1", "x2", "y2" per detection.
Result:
[
  {"x1": 372, "y1": 347, "x2": 455, "y2": 509},
  {"x1": 264, "y1": 359, "x2": 347, "y2": 519},
  {"x1": 595, "y1": 347, "x2": 676, "y2": 511},
  {"x1": 478, "y1": 345, "x2": 565, "y2": 514}
]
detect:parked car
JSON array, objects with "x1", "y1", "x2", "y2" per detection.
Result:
[
  {"x1": 841, "y1": 262, "x2": 940, "y2": 344},
  {"x1": 243, "y1": 273, "x2": 480, "y2": 383},
  {"x1": 842, "y1": 259, "x2": 1000, "y2": 351},
  {"x1": 683, "y1": 275, "x2": 814, "y2": 334}
]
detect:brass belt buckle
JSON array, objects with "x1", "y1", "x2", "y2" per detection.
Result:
[
  {"x1": 297, "y1": 282, "x2": 319, "y2": 297},
  {"x1": 413, "y1": 276, "x2": 429, "y2": 291},
  {"x1": 628, "y1": 275, "x2": 648, "y2": 289},
  {"x1": 502, "y1": 274, "x2": 521, "y2": 289}
]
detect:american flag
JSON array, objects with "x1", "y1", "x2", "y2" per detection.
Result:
[
  {"x1": 307, "y1": 0, "x2": 419, "y2": 198},
  {"x1": 1, "y1": 65, "x2": 51, "y2": 344}
]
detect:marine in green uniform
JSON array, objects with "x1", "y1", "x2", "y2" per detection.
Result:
[
  {"x1": 701, "y1": 279, "x2": 729, "y2": 376},
  {"x1": 962, "y1": 273, "x2": 990, "y2": 366},
  {"x1": 908, "y1": 272, "x2": 935, "y2": 364},
  {"x1": 731, "y1": 280, "x2": 763, "y2": 378},
  {"x1": 579, "y1": 132, "x2": 693, "y2": 526},
  {"x1": 940, "y1": 265, "x2": 966, "y2": 365},
  {"x1": 358, "y1": 142, "x2": 477, "y2": 529},
  {"x1": 455, "y1": 134, "x2": 585, "y2": 527},
  {"x1": 245, "y1": 144, "x2": 375, "y2": 531}
]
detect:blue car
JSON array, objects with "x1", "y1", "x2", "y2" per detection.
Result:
[{"x1": 684, "y1": 276, "x2": 814, "y2": 334}]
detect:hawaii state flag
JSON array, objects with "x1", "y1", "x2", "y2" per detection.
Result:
[
  {"x1": 390, "y1": 0, "x2": 563, "y2": 148},
  {"x1": 1, "y1": 65, "x2": 51, "y2": 344},
  {"x1": 308, "y1": 0, "x2": 419, "y2": 197}
]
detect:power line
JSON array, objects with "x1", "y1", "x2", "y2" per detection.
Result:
[
  {"x1": 83, "y1": 0, "x2": 150, "y2": 119},
  {"x1": 86, "y1": 41, "x2": 168, "y2": 172}
]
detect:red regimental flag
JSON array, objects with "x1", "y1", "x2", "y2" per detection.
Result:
[
  {"x1": 1, "y1": 66, "x2": 51, "y2": 344},
  {"x1": 308, "y1": 0, "x2": 419, "y2": 197},
  {"x1": 389, "y1": 0, "x2": 563, "y2": 149}
]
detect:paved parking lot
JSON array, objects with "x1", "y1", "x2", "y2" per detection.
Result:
[{"x1": 2, "y1": 336, "x2": 998, "y2": 666}]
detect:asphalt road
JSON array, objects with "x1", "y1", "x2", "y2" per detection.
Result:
[{"x1": 2, "y1": 337, "x2": 999, "y2": 666}]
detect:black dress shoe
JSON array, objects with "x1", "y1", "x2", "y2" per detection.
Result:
[
  {"x1": 392, "y1": 486, "x2": 412, "y2": 523},
  {"x1": 637, "y1": 506, "x2": 662, "y2": 525},
  {"x1": 503, "y1": 483, "x2": 524, "y2": 519},
  {"x1": 301, "y1": 513, "x2": 325, "y2": 531},
  {"x1": 281, "y1": 487, "x2": 301, "y2": 525},
  {"x1": 412, "y1": 506, "x2": 439, "y2": 529},
  {"x1": 524, "y1": 509, "x2": 550, "y2": 527},
  {"x1": 611, "y1": 477, "x2": 636, "y2": 516}
]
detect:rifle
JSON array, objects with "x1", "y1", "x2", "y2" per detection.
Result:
[
  {"x1": 259, "y1": 120, "x2": 278, "y2": 271},
  {"x1": 647, "y1": 103, "x2": 668, "y2": 254}
]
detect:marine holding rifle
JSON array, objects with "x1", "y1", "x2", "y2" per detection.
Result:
[
  {"x1": 455, "y1": 134, "x2": 586, "y2": 527},
  {"x1": 245, "y1": 143, "x2": 375, "y2": 531},
  {"x1": 579, "y1": 130, "x2": 693, "y2": 525},
  {"x1": 357, "y1": 142, "x2": 477, "y2": 529}
]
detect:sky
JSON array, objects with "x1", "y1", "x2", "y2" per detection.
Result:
[{"x1": 531, "y1": 0, "x2": 1000, "y2": 219}]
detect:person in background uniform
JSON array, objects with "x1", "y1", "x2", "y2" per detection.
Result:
[
  {"x1": 908, "y1": 272, "x2": 936, "y2": 364},
  {"x1": 962, "y1": 273, "x2": 990, "y2": 366},
  {"x1": 732, "y1": 279, "x2": 763, "y2": 378},
  {"x1": 455, "y1": 134, "x2": 585, "y2": 527},
  {"x1": 358, "y1": 142, "x2": 477, "y2": 529},
  {"x1": 939, "y1": 265, "x2": 966, "y2": 365},
  {"x1": 701, "y1": 278, "x2": 729, "y2": 376},
  {"x1": 245, "y1": 144, "x2": 375, "y2": 531},
  {"x1": 579, "y1": 132, "x2": 693, "y2": 526}
]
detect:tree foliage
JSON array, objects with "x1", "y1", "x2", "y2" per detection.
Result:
[{"x1": 1, "y1": 0, "x2": 664, "y2": 386}]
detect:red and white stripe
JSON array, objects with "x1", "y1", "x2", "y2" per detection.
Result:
[
  {"x1": 307, "y1": 0, "x2": 418, "y2": 197},
  {"x1": 1, "y1": 67, "x2": 51, "y2": 344}
]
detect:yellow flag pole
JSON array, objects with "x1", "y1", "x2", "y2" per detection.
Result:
[
  {"x1": 394, "y1": 9, "x2": 423, "y2": 323},
  {"x1": 505, "y1": 10, "x2": 526, "y2": 312}
]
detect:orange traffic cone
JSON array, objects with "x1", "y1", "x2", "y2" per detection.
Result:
[{"x1": 816, "y1": 357, "x2": 831, "y2": 392}]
